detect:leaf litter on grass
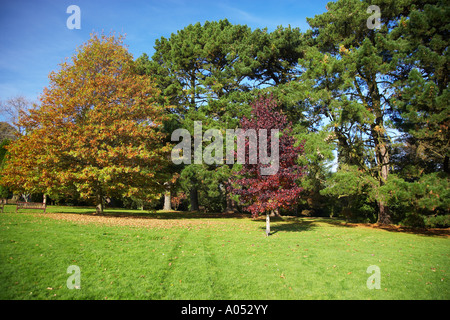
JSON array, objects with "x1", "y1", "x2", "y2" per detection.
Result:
[{"x1": 31, "y1": 212, "x2": 222, "y2": 230}]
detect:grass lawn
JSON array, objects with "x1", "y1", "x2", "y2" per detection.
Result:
[{"x1": 0, "y1": 205, "x2": 449, "y2": 300}]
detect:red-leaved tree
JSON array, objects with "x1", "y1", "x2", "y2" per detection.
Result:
[{"x1": 230, "y1": 94, "x2": 305, "y2": 235}]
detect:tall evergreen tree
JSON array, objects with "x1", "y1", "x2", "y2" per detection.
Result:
[
  {"x1": 300, "y1": 0, "x2": 422, "y2": 224},
  {"x1": 298, "y1": 0, "x2": 449, "y2": 224},
  {"x1": 391, "y1": 0, "x2": 449, "y2": 174}
]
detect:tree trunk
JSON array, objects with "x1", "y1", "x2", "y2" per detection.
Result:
[
  {"x1": 270, "y1": 208, "x2": 281, "y2": 217},
  {"x1": 372, "y1": 106, "x2": 392, "y2": 225},
  {"x1": 163, "y1": 191, "x2": 172, "y2": 211},
  {"x1": 376, "y1": 141, "x2": 391, "y2": 225},
  {"x1": 189, "y1": 187, "x2": 199, "y2": 211},
  {"x1": 43, "y1": 194, "x2": 47, "y2": 213},
  {"x1": 190, "y1": 73, "x2": 196, "y2": 109},
  {"x1": 224, "y1": 184, "x2": 236, "y2": 213},
  {"x1": 95, "y1": 192, "x2": 104, "y2": 215},
  {"x1": 225, "y1": 195, "x2": 234, "y2": 213},
  {"x1": 266, "y1": 212, "x2": 270, "y2": 236}
]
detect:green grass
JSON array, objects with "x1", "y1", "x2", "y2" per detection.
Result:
[{"x1": 0, "y1": 205, "x2": 449, "y2": 300}]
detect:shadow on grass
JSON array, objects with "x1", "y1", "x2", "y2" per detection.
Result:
[
  {"x1": 306, "y1": 217, "x2": 450, "y2": 238},
  {"x1": 251, "y1": 216, "x2": 318, "y2": 235},
  {"x1": 350, "y1": 222, "x2": 450, "y2": 238},
  {"x1": 256, "y1": 216, "x2": 359, "y2": 234},
  {"x1": 253, "y1": 216, "x2": 450, "y2": 238},
  {"x1": 270, "y1": 220, "x2": 317, "y2": 235}
]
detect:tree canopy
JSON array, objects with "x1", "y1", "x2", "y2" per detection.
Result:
[
  {"x1": 1, "y1": 0, "x2": 448, "y2": 226},
  {"x1": 229, "y1": 94, "x2": 304, "y2": 217},
  {"x1": 1, "y1": 34, "x2": 171, "y2": 213}
]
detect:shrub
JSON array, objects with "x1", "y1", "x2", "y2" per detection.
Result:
[
  {"x1": 400, "y1": 212, "x2": 425, "y2": 228},
  {"x1": 425, "y1": 215, "x2": 450, "y2": 228}
]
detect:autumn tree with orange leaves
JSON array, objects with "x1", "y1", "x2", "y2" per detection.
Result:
[{"x1": 1, "y1": 34, "x2": 171, "y2": 214}]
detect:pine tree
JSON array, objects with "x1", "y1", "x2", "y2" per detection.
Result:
[
  {"x1": 392, "y1": 0, "x2": 449, "y2": 174},
  {"x1": 300, "y1": 0, "x2": 423, "y2": 224},
  {"x1": 145, "y1": 20, "x2": 305, "y2": 212}
]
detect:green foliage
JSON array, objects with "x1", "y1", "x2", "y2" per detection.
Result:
[
  {"x1": 294, "y1": 128, "x2": 335, "y2": 215},
  {"x1": 320, "y1": 165, "x2": 378, "y2": 222},
  {"x1": 391, "y1": 0, "x2": 449, "y2": 173},
  {"x1": 321, "y1": 165, "x2": 378, "y2": 201},
  {"x1": 0, "y1": 139, "x2": 10, "y2": 198},
  {"x1": 425, "y1": 215, "x2": 450, "y2": 228},
  {"x1": 380, "y1": 172, "x2": 449, "y2": 226},
  {"x1": 179, "y1": 164, "x2": 232, "y2": 212},
  {"x1": 295, "y1": 0, "x2": 450, "y2": 224},
  {"x1": 400, "y1": 212, "x2": 426, "y2": 228},
  {"x1": 145, "y1": 19, "x2": 307, "y2": 211},
  {"x1": 0, "y1": 139, "x2": 9, "y2": 164}
]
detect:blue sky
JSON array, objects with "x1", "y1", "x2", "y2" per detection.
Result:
[{"x1": 0, "y1": 0, "x2": 330, "y2": 111}]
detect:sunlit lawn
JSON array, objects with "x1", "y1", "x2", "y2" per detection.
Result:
[{"x1": 0, "y1": 205, "x2": 449, "y2": 300}]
